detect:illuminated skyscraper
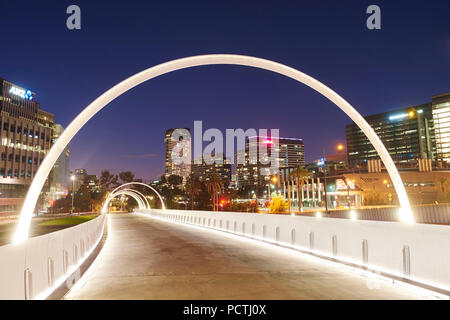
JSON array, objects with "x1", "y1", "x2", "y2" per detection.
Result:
[
  {"x1": 236, "y1": 136, "x2": 304, "y2": 192},
  {"x1": 346, "y1": 92, "x2": 450, "y2": 168},
  {"x1": 191, "y1": 153, "x2": 232, "y2": 186},
  {"x1": 48, "y1": 124, "x2": 70, "y2": 203},
  {"x1": 346, "y1": 104, "x2": 435, "y2": 167},
  {"x1": 0, "y1": 78, "x2": 54, "y2": 215},
  {"x1": 164, "y1": 128, "x2": 191, "y2": 182},
  {"x1": 432, "y1": 92, "x2": 450, "y2": 162}
]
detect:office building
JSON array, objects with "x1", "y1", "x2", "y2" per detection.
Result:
[
  {"x1": 346, "y1": 92, "x2": 450, "y2": 168},
  {"x1": 191, "y1": 153, "x2": 232, "y2": 186},
  {"x1": 431, "y1": 92, "x2": 450, "y2": 162},
  {"x1": 71, "y1": 168, "x2": 87, "y2": 193},
  {"x1": 164, "y1": 128, "x2": 191, "y2": 182},
  {"x1": 346, "y1": 104, "x2": 435, "y2": 167},
  {"x1": 0, "y1": 78, "x2": 54, "y2": 215},
  {"x1": 69, "y1": 168, "x2": 100, "y2": 194},
  {"x1": 48, "y1": 124, "x2": 70, "y2": 204},
  {"x1": 236, "y1": 136, "x2": 304, "y2": 193}
]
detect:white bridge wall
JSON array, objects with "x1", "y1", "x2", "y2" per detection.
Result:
[
  {"x1": 137, "y1": 209, "x2": 450, "y2": 294},
  {"x1": 0, "y1": 214, "x2": 106, "y2": 300}
]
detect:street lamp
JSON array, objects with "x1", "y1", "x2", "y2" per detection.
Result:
[
  {"x1": 268, "y1": 176, "x2": 278, "y2": 201},
  {"x1": 320, "y1": 144, "x2": 346, "y2": 213},
  {"x1": 71, "y1": 175, "x2": 75, "y2": 214}
]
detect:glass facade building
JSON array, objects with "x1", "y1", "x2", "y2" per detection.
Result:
[
  {"x1": 346, "y1": 103, "x2": 435, "y2": 167},
  {"x1": 432, "y1": 92, "x2": 450, "y2": 162},
  {"x1": 164, "y1": 128, "x2": 191, "y2": 183},
  {"x1": 236, "y1": 136, "x2": 304, "y2": 193},
  {"x1": 191, "y1": 153, "x2": 232, "y2": 186},
  {"x1": 48, "y1": 124, "x2": 70, "y2": 203},
  {"x1": 0, "y1": 78, "x2": 55, "y2": 215}
]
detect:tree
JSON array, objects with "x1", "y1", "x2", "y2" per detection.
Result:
[
  {"x1": 205, "y1": 173, "x2": 225, "y2": 211},
  {"x1": 159, "y1": 175, "x2": 168, "y2": 185},
  {"x1": 99, "y1": 170, "x2": 118, "y2": 191},
  {"x1": 74, "y1": 183, "x2": 92, "y2": 212},
  {"x1": 269, "y1": 195, "x2": 289, "y2": 213},
  {"x1": 168, "y1": 174, "x2": 183, "y2": 187},
  {"x1": 124, "y1": 195, "x2": 139, "y2": 212},
  {"x1": 185, "y1": 177, "x2": 202, "y2": 210},
  {"x1": 152, "y1": 175, "x2": 184, "y2": 209},
  {"x1": 119, "y1": 171, "x2": 135, "y2": 184},
  {"x1": 288, "y1": 166, "x2": 310, "y2": 213},
  {"x1": 50, "y1": 196, "x2": 71, "y2": 213}
]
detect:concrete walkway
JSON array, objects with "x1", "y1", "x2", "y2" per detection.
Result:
[{"x1": 64, "y1": 213, "x2": 435, "y2": 299}]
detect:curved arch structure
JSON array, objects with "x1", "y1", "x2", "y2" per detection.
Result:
[
  {"x1": 13, "y1": 54, "x2": 413, "y2": 243},
  {"x1": 120, "y1": 188, "x2": 150, "y2": 210},
  {"x1": 102, "y1": 187, "x2": 151, "y2": 213},
  {"x1": 114, "y1": 191, "x2": 145, "y2": 210},
  {"x1": 104, "y1": 190, "x2": 146, "y2": 212},
  {"x1": 105, "y1": 182, "x2": 165, "y2": 212}
]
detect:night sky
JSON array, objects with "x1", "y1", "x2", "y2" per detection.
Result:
[{"x1": 1, "y1": 1, "x2": 449, "y2": 181}]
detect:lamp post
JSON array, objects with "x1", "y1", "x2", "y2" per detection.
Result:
[
  {"x1": 268, "y1": 176, "x2": 277, "y2": 201},
  {"x1": 71, "y1": 175, "x2": 75, "y2": 214},
  {"x1": 320, "y1": 151, "x2": 329, "y2": 214},
  {"x1": 321, "y1": 144, "x2": 345, "y2": 214}
]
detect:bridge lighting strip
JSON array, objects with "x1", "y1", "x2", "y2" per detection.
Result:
[
  {"x1": 134, "y1": 211, "x2": 449, "y2": 300},
  {"x1": 33, "y1": 216, "x2": 108, "y2": 300}
]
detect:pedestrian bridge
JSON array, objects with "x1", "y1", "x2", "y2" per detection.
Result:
[{"x1": 0, "y1": 209, "x2": 449, "y2": 299}]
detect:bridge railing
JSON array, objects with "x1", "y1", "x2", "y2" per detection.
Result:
[
  {"x1": 0, "y1": 213, "x2": 106, "y2": 300},
  {"x1": 291, "y1": 205, "x2": 450, "y2": 224},
  {"x1": 136, "y1": 209, "x2": 450, "y2": 296}
]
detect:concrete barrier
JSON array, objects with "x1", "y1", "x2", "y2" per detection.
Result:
[
  {"x1": 137, "y1": 209, "x2": 450, "y2": 296},
  {"x1": 0, "y1": 214, "x2": 106, "y2": 300}
]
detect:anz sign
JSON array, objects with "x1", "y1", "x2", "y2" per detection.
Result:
[{"x1": 9, "y1": 86, "x2": 33, "y2": 101}]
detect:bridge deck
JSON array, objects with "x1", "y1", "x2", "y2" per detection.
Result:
[{"x1": 64, "y1": 213, "x2": 433, "y2": 299}]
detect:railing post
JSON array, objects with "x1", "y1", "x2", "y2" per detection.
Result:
[
  {"x1": 403, "y1": 245, "x2": 411, "y2": 277},
  {"x1": 332, "y1": 235, "x2": 338, "y2": 257},
  {"x1": 362, "y1": 239, "x2": 369, "y2": 265},
  {"x1": 309, "y1": 232, "x2": 314, "y2": 250},
  {"x1": 24, "y1": 269, "x2": 33, "y2": 300},
  {"x1": 47, "y1": 258, "x2": 55, "y2": 287},
  {"x1": 63, "y1": 250, "x2": 69, "y2": 273}
]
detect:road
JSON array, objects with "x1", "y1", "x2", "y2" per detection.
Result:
[{"x1": 64, "y1": 213, "x2": 435, "y2": 299}]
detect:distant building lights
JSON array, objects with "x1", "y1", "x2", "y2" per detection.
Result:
[
  {"x1": 317, "y1": 158, "x2": 325, "y2": 166},
  {"x1": 389, "y1": 113, "x2": 408, "y2": 121}
]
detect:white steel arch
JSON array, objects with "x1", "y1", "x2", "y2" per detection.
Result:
[
  {"x1": 105, "y1": 190, "x2": 146, "y2": 211},
  {"x1": 121, "y1": 188, "x2": 150, "y2": 210},
  {"x1": 14, "y1": 54, "x2": 413, "y2": 243},
  {"x1": 116, "y1": 191, "x2": 145, "y2": 210},
  {"x1": 102, "y1": 188, "x2": 151, "y2": 213},
  {"x1": 107, "y1": 182, "x2": 165, "y2": 211}
]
